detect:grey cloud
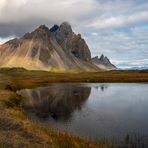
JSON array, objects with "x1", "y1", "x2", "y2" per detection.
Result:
[
  {"x1": 0, "y1": 0, "x2": 148, "y2": 68},
  {"x1": 112, "y1": 59, "x2": 148, "y2": 69},
  {"x1": 0, "y1": 0, "x2": 148, "y2": 36},
  {"x1": 0, "y1": 0, "x2": 96, "y2": 37},
  {"x1": 89, "y1": 11, "x2": 148, "y2": 29}
]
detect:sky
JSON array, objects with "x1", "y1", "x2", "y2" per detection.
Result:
[{"x1": 0, "y1": 0, "x2": 148, "y2": 68}]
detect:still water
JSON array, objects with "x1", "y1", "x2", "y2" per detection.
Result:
[{"x1": 18, "y1": 83, "x2": 148, "y2": 143}]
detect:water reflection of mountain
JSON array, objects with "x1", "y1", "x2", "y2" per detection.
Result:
[
  {"x1": 94, "y1": 84, "x2": 108, "y2": 92},
  {"x1": 18, "y1": 84, "x2": 91, "y2": 121}
]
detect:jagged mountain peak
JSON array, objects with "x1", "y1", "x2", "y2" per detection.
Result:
[
  {"x1": 22, "y1": 22, "x2": 72, "y2": 41},
  {"x1": 60, "y1": 22, "x2": 72, "y2": 29},
  {"x1": 93, "y1": 55, "x2": 108, "y2": 61},
  {"x1": 92, "y1": 54, "x2": 117, "y2": 70},
  {"x1": 100, "y1": 54, "x2": 109, "y2": 61},
  {"x1": 59, "y1": 22, "x2": 73, "y2": 36},
  {"x1": 100, "y1": 54, "x2": 104, "y2": 60},
  {"x1": 49, "y1": 22, "x2": 72, "y2": 34},
  {"x1": 99, "y1": 54, "x2": 110, "y2": 64},
  {"x1": 23, "y1": 24, "x2": 50, "y2": 40},
  {"x1": 35, "y1": 24, "x2": 50, "y2": 32}
]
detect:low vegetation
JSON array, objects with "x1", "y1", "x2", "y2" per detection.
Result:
[
  {"x1": 0, "y1": 68, "x2": 148, "y2": 147},
  {"x1": 0, "y1": 68, "x2": 148, "y2": 90}
]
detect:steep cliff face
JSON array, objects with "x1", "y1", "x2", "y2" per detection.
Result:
[
  {"x1": 54, "y1": 22, "x2": 91, "y2": 61},
  {"x1": 92, "y1": 54, "x2": 117, "y2": 70},
  {"x1": 0, "y1": 22, "x2": 98, "y2": 71}
]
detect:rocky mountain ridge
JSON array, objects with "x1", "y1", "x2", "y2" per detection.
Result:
[
  {"x1": 0, "y1": 22, "x2": 116, "y2": 71},
  {"x1": 92, "y1": 54, "x2": 117, "y2": 70}
]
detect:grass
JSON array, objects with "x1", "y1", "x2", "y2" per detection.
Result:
[
  {"x1": 0, "y1": 68, "x2": 148, "y2": 90},
  {"x1": 0, "y1": 68, "x2": 148, "y2": 147}
]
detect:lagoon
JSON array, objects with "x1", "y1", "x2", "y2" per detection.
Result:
[{"x1": 18, "y1": 83, "x2": 148, "y2": 144}]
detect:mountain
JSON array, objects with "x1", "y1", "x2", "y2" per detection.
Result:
[
  {"x1": 92, "y1": 54, "x2": 117, "y2": 70},
  {"x1": 0, "y1": 22, "x2": 99, "y2": 72},
  {"x1": 0, "y1": 22, "x2": 116, "y2": 71}
]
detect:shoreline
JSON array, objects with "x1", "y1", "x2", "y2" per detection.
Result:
[{"x1": 0, "y1": 68, "x2": 148, "y2": 147}]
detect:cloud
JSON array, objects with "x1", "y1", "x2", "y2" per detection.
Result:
[
  {"x1": 87, "y1": 0, "x2": 148, "y2": 30},
  {"x1": 91, "y1": 32, "x2": 98, "y2": 36},
  {"x1": 0, "y1": 0, "x2": 148, "y2": 68},
  {"x1": 112, "y1": 59, "x2": 148, "y2": 69},
  {"x1": 1, "y1": 0, "x2": 148, "y2": 36},
  {"x1": 89, "y1": 11, "x2": 148, "y2": 29},
  {"x1": 0, "y1": 0, "x2": 96, "y2": 37}
]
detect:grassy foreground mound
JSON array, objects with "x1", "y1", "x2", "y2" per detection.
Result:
[{"x1": 0, "y1": 68, "x2": 148, "y2": 148}]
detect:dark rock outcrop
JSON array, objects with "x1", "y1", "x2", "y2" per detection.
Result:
[{"x1": 53, "y1": 22, "x2": 91, "y2": 61}]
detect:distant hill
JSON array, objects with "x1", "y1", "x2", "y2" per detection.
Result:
[
  {"x1": 126, "y1": 66, "x2": 148, "y2": 70},
  {"x1": 0, "y1": 22, "x2": 116, "y2": 71}
]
